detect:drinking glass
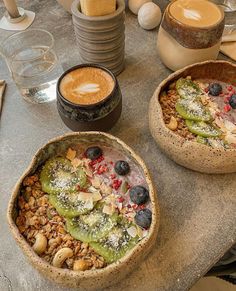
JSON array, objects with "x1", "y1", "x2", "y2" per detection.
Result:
[{"x1": 0, "y1": 29, "x2": 63, "y2": 104}]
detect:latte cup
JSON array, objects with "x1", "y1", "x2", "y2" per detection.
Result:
[
  {"x1": 57, "y1": 64, "x2": 122, "y2": 131},
  {"x1": 157, "y1": 0, "x2": 225, "y2": 71}
]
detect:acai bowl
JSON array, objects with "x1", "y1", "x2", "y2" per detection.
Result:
[
  {"x1": 149, "y1": 61, "x2": 236, "y2": 174},
  {"x1": 7, "y1": 132, "x2": 159, "y2": 289}
]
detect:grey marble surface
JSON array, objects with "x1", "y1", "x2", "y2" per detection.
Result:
[{"x1": 1, "y1": 1, "x2": 236, "y2": 291}]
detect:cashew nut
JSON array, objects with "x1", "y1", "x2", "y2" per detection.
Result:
[
  {"x1": 166, "y1": 116, "x2": 178, "y2": 130},
  {"x1": 32, "y1": 233, "x2": 47, "y2": 255},
  {"x1": 52, "y1": 248, "x2": 73, "y2": 268},
  {"x1": 73, "y1": 259, "x2": 90, "y2": 271}
]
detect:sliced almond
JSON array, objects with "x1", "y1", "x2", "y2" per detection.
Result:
[
  {"x1": 91, "y1": 177, "x2": 101, "y2": 188},
  {"x1": 103, "y1": 204, "x2": 114, "y2": 215},
  {"x1": 92, "y1": 191, "x2": 102, "y2": 202},
  {"x1": 200, "y1": 95, "x2": 208, "y2": 106},
  {"x1": 166, "y1": 116, "x2": 178, "y2": 131},
  {"x1": 66, "y1": 148, "x2": 76, "y2": 161},
  {"x1": 84, "y1": 198, "x2": 94, "y2": 210},
  {"x1": 84, "y1": 166, "x2": 93, "y2": 178},
  {"x1": 78, "y1": 191, "x2": 102, "y2": 202},
  {"x1": 225, "y1": 133, "x2": 236, "y2": 144},
  {"x1": 100, "y1": 182, "x2": 112, "y2": 195},
  {"x1": 71, "y1": 158, "x2": 82, "y2": 169}
]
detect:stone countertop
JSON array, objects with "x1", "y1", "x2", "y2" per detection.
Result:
[{"x1": 1, "y1": 1, "x2": 236, "y2": 291}]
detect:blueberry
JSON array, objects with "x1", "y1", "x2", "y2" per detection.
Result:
[
  {"x1": 135, "y1": 209, "x2": 152, "y2": 229},
  {"x1": 130, "y1": 186, "x2": 149, "y2": 205},
  {"x1": 229, "y1": 94, "x2": 236, "y2": 109},
  {"x1": 85, "y1": 146, "x2": 102, "y2": 160},
  {"x1": 114, "y1": 160, "x2": 130, "y2": 176},
  {"x1": 209, "y1": 83, "x2": 222, "y2": 96}
]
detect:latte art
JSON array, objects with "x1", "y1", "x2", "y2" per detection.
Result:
[
  {"x1": 74, "y1": 83, "x2": 100, "y2": 95},
  {"x1": 170, "y1": 0, "x2": 223, "y2": 28},
  {"x1": 60, "y1": 67, "x2": 115, "y2": 105}
]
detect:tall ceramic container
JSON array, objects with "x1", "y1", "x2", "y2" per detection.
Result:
[
  {"x1": 71, "y1": 0, "x2": 125, "y2": 76},
  {"x1": 157, "y1": 0, "x2": 225, "y2": 71}
]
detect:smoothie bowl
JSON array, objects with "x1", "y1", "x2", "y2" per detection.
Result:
[
  {"x1": 7, "y1": 132, "x2": 159, "y2": 289},
  {"x1": 149, "y1": 61, "x2": 236, "y2": 173}
]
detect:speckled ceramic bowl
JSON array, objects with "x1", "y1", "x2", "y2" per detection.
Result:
[
  {"x1": 7, "y1": 132, "x2": 159, "y2": 289},
  {"x1": 149, "y1": 60, "x2": 236, "y2": 174}
]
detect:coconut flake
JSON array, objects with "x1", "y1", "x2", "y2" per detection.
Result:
[
  {"x1": 78, "y1": 191, "x2": 102, "y2": 202},
  {"x1": 100, "y1": 182, "x2": 112, "y2": 195},
  {"x1": 92, "y1": 191, "x2": 102, "y2": 202},
  {"x1": 84, "y1": 198, "x2": 94, "y2": 210},
  {"x1": 71, "y1": 158, "x2": 82, "y2": 169},
  {"x1": 91, "y1": 177, "x2": 101, "y2": 188},
  {"x1": 127, "y1": 226, "x2": 137, "y2": 238},
  {"x1": 103, "y1": 204, "x2": 113, "y2": 215}
]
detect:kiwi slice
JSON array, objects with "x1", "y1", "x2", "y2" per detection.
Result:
[
  {"x1": 186, "y1": 120, "x2": 221, "y2": 138},
  {"x1": 66, "y1": 204, "x2": 118, "y2": 242},
  {"x1": 196, "y1": 136, "x2": 228, "y2": 149},
  {"x1": 176, "y1": 98, "x2": 212, "y2": 122},
  {"x1": 90, "y1": 223, "x2": 139, "y2": 263},
  {"x1": 176, "y1": 78, "x2": 201, "y2": 100},
  {"x1": 40, "y1": 157, "x2": 87, "y2": 194},
  {"x1": 49, "y1": 192, "x2": 96, "y2": 218}
]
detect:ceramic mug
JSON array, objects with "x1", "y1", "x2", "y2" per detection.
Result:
[{"x1": 157, "y1": 0, "x2": 225, "y2": 71}]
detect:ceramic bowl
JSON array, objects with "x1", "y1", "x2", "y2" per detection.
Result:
[
  {"x1": 149, "y1": 60, "x2": 236, "y2": 174},
  {"x1": 7, "y1": 132, "x2": 160, "y2": 289}
]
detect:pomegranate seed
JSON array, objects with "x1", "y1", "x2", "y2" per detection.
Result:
[
  {"x1": 110, "y1": 174, "x2": 116, "y2": 180},
  {"x1": 204, "y1": 87, "x2": 209, "y2": 93},
  {"x1": 97, "y1": 165, "x2": 108, "y2": 175},
  {"x1": 118, "y1": 197, "x2": 124, "y2": 203},
  {"x1": 228, "y1": 85, "x2": 233, "y2": 91},
  {"x1": 132, "y1": 204, "x2": 139, "y2": 210},
  {"x1": 224, "y1": 97, "x2": 230, "y2": 103},
  {"x1": 224, "y1": 104, "x2": 231, "y2": 112}
]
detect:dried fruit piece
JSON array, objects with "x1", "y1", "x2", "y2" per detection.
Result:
[
  {"x1": 176, "y1": 98, "x2": 212, "y2": 122},
  {"x1": 185, "y1": 120, "x2": 221, "y2": 138},
  {"x1": 40, "y1": 157, "x2": 87, "y2": 194},
  {"x1": 90, "y1": 223, "x2": 138, "y2": 263},
  {"x1": 48, "y1": 191, "x2": 100, "y2": 218},
  {"x1": 176, "y1": 78, "x2": 201, "y2": 100},
  {"x1": 66, "y1": 203, "x2": 118, "y2": 242}
]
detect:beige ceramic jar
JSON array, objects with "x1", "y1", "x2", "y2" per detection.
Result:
[{"x1": 157, "y1": 0, "x2": 225, "y2": 71}]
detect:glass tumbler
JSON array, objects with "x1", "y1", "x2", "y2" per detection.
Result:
[{"x1": 0, "y1": 29, "x2": 63, "y2": 104}]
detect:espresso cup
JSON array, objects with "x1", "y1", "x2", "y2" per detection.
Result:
[{"x1": 57, "y1": 64, "x2": 122, "y2": 131}]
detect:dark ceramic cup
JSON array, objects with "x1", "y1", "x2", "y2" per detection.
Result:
[{"x1": 57, "y1": 64, "x2": 122, "y2": 132}]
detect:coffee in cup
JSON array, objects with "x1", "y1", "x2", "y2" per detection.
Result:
[{"x1": 59, "y1": 67, "x2": 115, "y2": 106}]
